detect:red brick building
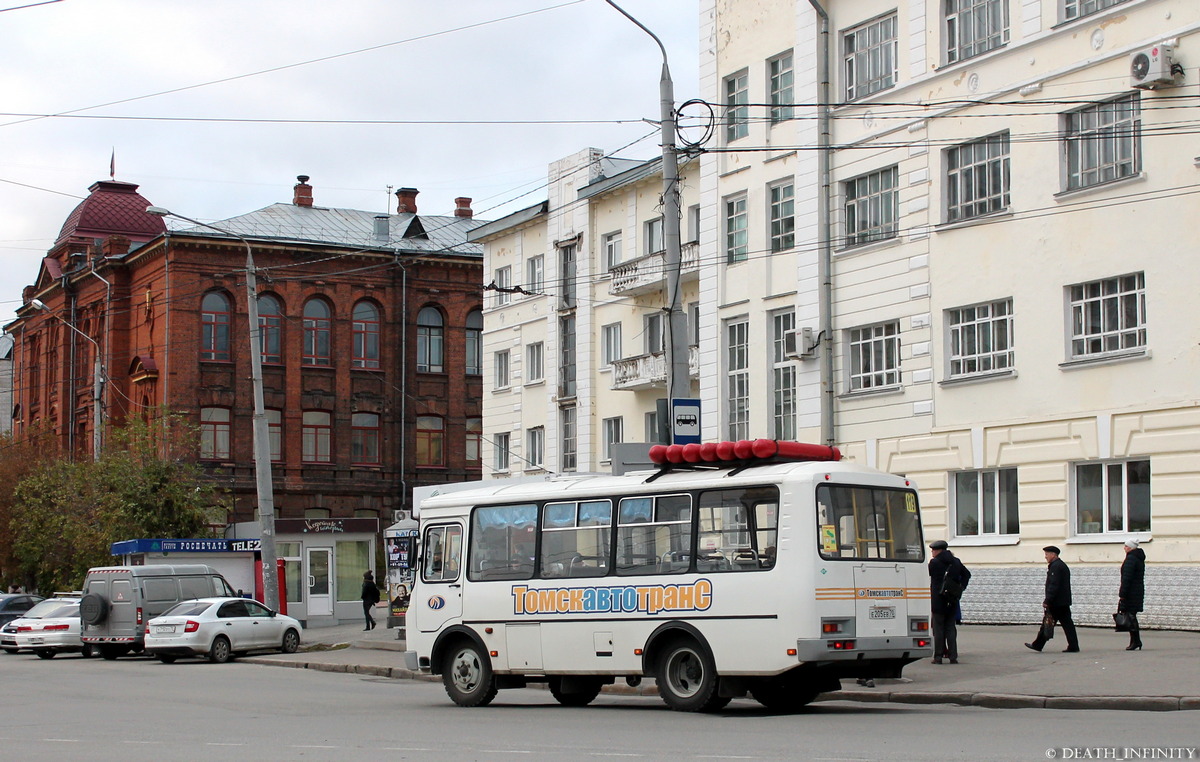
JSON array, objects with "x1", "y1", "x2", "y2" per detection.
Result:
[{"x1": 6, "y1": 177, "x2": 486, "y2": 526}]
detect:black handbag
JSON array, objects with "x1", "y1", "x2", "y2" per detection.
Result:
[
  {"x1": 1040, "y1": 612, "x2": 1056, "y2": 640},
  {"x1": 1113, "y1": 611, "x2": 1132, "y2": 632}
]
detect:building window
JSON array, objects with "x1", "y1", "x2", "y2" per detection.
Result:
[
  {"x1": 1065, "y1": 93, "x2": 1140, "y2": 191},
  {"x1": 526, "y1": 426, "x2": 544, "y2": 469},
  {"x1": 1075, "y1": 460, "x2": 1150, "y2": 535},
  {"x1": 644, "y1": 218, "x2": 663, "y2": 256},
  {"x1": 726, "y1": 319, "x2": 750, "y2": 440},
  {"x1": 725, "y1": 70, "x2": 749, "y2": 142},
  {"x1": 258, "y1": 294, "x2": 282, "y2": 365},
  {"x1": 302, "y1": 299, "x2": 332, "y2": 366},
  {"x1": 351, "y1": 412, "x2": 381, "y2": 465},
  {"x1": 948, "y1": 299, "x2": 1014, "y2": 377},
  {"x1": 1069, "y1": 272, "x2": 1146, "y2": 358},
  {"x1": 301, "y1": 410, "x2": 332, "y2": 463},
  {"x1": 689, "y1": 302, "x2": 700, "y2": 346},
  {"x1": 604, "y1": 232, "x2": 622, "y2": 270},
  {"x1": 415, "y1": 415, "x2": 445, "y2": 467},
  {"x1": 416, "y1": 307, "x2": 444, "y2": 373},
  {"x1": 603, "y1": 417, "x2": 623, "y2": 462},
  {"x1": 848, "y1": 322, "x2": 900, "y2": 391},
  {"x1": 559, "y1": 244, "x2": 576, "y2": 309},
  {"x1": 947, "y1": 132, "x2": 1010, "y2": 222},
  {"x1": 466, "y1": 417, "x2": 482, "y2": 466},
  {"x1": 494, "y1": 349, "x2": 510, "y2": 389},
  {"x1": 526, "y1": 342, "x2": 544, "y2": 383},
  {"x1": 953, "y1": 469, "x2": 1019, "y2": 536},
  {"x1": 726, "y1": 195, "x2": 748, "y2": 263},
  {"x1": 559, "y1": 315, "x2": 576, "y2": 398},
  {"x1": 602, "y1": 323, "x2": 622, "y2": 366},
  {"x1": 561, "y1": 406, "x2": 577, "y2": 471},
  {"x1": 494, "y1": 266, "x2": 512, "y2": 307},
  {"x1": 772, "y1": 311, "x2": 797, "y2": 441},
  {"x1": 266, "y1": 408, "x2": 282, "y2": 462},
  {"x1": 201, "y1": 292, "x2": 232, "y2": 362},
  {"x1": 769, "y1": 182, "x2": 795, "y2": 253},
  {"x1": 465, "y1": 310, "x2": 483, "y2": 376},
  {"x1": 845, "y1": 166, "x2": 898, "y2": 246},
  {"x1": 352, "y1": 301, "x2": 381, "y2": 369},
  {"x1": 199, "y1": 407, "x2": 230, "y2": 460},
  {"x1": 687, "y1": 205, "x2": 701, "y2": 243},
  {"x1": 946, "y1": 0, "x2": 1008, "y2": 64},
  {"x1": 494, "y1": 432, "x2": 510, "y2": 472},
  {"x1": 769, "y1": 52, "x2": 793, "y2": 122},
  {"x1": 844, "y1": 14, "x2": 897, "y2": 100},
  {"x1": 1064, "y1": 0, "x2": 1129, "y2": 21},
  {"x1": 525, "y1": 255, "x2": 544, "y2": 296},
  {"x1": 645, "y1": 410, "x2": 663, "y2": 444},
  {"x1": 644, "y1": 312, "x2": 664, "y2": 355}
]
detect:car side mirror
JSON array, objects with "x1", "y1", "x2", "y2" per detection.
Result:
[{"x1": 269, "y1": 611, "x2": 276, "y2": 618}]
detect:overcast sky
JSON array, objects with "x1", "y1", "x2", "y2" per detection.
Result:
[{"x1": 0, "y1": 0, "x2": 699, "y2": 314}]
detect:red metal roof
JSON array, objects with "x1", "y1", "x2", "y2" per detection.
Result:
[{"x1": 55, "y1": 180, "x2": 165, "y2": 245}]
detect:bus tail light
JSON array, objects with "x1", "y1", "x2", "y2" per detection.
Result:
[
  {"x1": 827, "y1": 640, "x2": 856, "y2": 650},
  {"x1": 911, "y1": 620, "x2": 929, "y2": 633},
  {"x1": 914, "y1": 638, "x2": 930, "y2": 648},
  {"x1": 822, "y1": 622, "x2": 842, "y2": 634}
]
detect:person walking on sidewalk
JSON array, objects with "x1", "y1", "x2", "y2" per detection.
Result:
[
  {"x1": 360, "y1": 570, "x2": 380, "y2": 631},
  {"x1": 1025, "y1": 545, "x2": 1080, "y2": 653},
  {"x1": 1119, "y1": 538, "x2": 1146, "y2": 650},
  {"x1": 928, "y1": 540, "x2": 970, "y2": 664}
]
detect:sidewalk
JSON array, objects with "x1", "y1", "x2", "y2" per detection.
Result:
[{"x1": 242, "y1": 622, "x2": 1200, "y2": 711}]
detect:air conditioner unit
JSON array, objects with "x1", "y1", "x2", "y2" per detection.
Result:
[
  {"x1": 391, "y1": 510, "x2": 409, "y2": 524},
  {"x1": 1130, "y1": 45, "x2": 1175, "y2": 89},
  {"x1": 783, "y1": 327, "x2": 816, "y2": 359}
]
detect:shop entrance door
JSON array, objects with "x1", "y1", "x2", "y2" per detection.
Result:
[{"x1": 307, "y1": 547, "x2": 333, "y2": 617}]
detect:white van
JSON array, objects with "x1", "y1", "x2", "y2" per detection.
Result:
[{"x1": 80, "y1": 565, "x2": 237, "y2": 659}]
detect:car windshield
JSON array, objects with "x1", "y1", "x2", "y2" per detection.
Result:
[
  {"x1": 162, "y1": 601, "x2": 213, "y2": 617},
  {"x1": 23, "y1": 601, "x2": 79, "y2": 619}
]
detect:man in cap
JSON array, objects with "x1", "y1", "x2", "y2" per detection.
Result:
[
  {"x1": 928, "y1": 540, "x2": 970, "y2": 664},
  {"x1": 1024, "y1": 545, "x2": 1080, "y2": 653}
]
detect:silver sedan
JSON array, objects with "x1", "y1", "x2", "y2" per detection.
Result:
[{"x1": 144, "y1": 597, "x2": 302, "y2": 664}]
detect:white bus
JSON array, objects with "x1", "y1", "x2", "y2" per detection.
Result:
[{"x1": 403, "y1": 440, "x2": 932, "y2": 712}]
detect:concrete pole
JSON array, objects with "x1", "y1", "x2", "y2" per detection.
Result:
[{"x1": 93, "y1": 354, "x2": 102, "y2": 459}]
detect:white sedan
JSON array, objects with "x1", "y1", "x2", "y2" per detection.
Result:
[
  {"x1": 2, "y1": 598, "x2": 93, "y2": 659},
  {"x1": 144, "y1": 597, "x2": 302, "y2": 664}
]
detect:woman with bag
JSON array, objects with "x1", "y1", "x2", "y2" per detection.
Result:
[{"x1": 1119, "y1": 539, "x2": 1146, "y2": 650}]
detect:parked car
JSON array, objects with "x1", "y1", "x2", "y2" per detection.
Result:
[
  {"x1": 144, "y1": 597, "x2": 302, "y2": 664},
  {"x1": 3, "y1": 597, "x2": 93, "y2": 659},
  {"x1": 0, "y1": 594, "x2": 45, "y2": 651}
]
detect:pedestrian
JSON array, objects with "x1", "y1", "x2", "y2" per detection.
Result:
[
  {"x1": 1025, "y1": 545, "x2": 1080, "y2": 653},
  {"x1": 928, "y1": 539, "x2": 970, "y2": 664},
  {"x1": 1119, "y1": 538, "x2": 1145, "y2": 651},
  {"x1": 361, "y1": 570, "x2": 380, "y2": 631}
]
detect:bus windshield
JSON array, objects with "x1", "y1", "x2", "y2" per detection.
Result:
[{"x1": 816, "y1": 484, "x2": 923, "y2": 561}]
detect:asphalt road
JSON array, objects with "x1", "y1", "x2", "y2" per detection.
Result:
[{"x1": 1, "y1": 652, "x2": 1195, "y2": 761}]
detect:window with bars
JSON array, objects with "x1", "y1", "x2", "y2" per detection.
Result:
[
  {"x1": 725, "y1": 70, "x2": 749, "y2": 142},
  {"x1": 772, "y1": 311, "x2": 797, "y2": 441},
  {"x1": 848, "y1": 322, "x2": 900, "y2": 391},
  {"x1": 947, "y1": 299, "x2": 1014, "y2": 378},
  {"x1": 726, "y1": 195, "x2": 748, "y2": 263},
  {"x1": 726, "y1": 319, "x2": 750, "y2": 440},
  {"x1": 415, "y1": 415, "x2": 444, "y2": 467},
  {"x1": 301, "y1": 410, "x2": 332, "y2": 463},
  {"x1": 351, "y1": 412, "x2": 381, "y2": 465},
  {"x1": 946, "y1": 0, "x2": 1008, "y2": 64},
  {"x1": 257, "y1": 294, "x2": 282, "y2": 365},
  {"x1": 352, "y1": 301, "x2": 381, "y2": 369},
  {"x1": 769, "y1": 53, "x2": 793, "y2": 122},
  {"x1": 947, "y1": 132, "x2": 1009, "y2": 222},
  {"x1": 302, "y1": 299, "x2": 332, "y2": 366},
  {"x1": 953, "y1": 469, "x2": 1020, "y2": 536},
  {"x1": 1075, "y1": 460, "x2": 1150, "y2": 535},
  {"x1": 844, "y1": 166, "x2": 898, "y2": 246},
  {"x1": 770, "y1": 182, "x2": 795, "y2": 252},
  {"x1": 201, "y1": 292, "x2": 232, "y2": 362},
  {"x1": 1065, "y1": 93, "x2": 1140, "y2": 191},
  {"x1": 1068, "y1": 272, "x2": 1146, "y2": 358},
  {"x1": 844, "y1": 14, "x2": 897, "y2": 100},
  {"x1": 417, "y1": 306, "x2": 444, "y2": 373}
]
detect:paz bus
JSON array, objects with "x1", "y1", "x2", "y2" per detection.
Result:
[{"x1": 402, "y1": 439, "x2": 932, "y2": 712}]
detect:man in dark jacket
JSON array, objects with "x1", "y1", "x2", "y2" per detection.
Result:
[
  {"x1": 928, "y1": 540, "x2": 970, "y2": 664},
  {"x1": 1025, "y1": 545, "x2": 1080, "y2": 653},
  {"x1": 1119, "y1": 539, "x2": 1146, "y2": 650},
  {"x1": 361, "y1": 570, "x2": 380, "y2": 631}
]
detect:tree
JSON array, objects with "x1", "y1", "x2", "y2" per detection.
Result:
[{"x1": 0, "y1": 424, "x2": 56, "y2": 591}]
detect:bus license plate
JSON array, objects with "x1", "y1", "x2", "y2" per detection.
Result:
[{"x1": 869, "y1": 607, "x2": 895, "y2": 620}]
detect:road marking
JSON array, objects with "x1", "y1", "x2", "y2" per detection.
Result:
[
  {"x1": 383, "y1": 748, "x2": 434, "y2": 752},
  {"x1": 291, "y1": 745, "x2": 338, "y2": 749},
  {"x1": 479, "y1": 751, "x2": 533, "y2": 755},
  {"x1": 206, "y1": 743, "x2": 246, "y2": 746},
  {"x1": 43, "y1": 739, "x2": 81, "y2": 743}
]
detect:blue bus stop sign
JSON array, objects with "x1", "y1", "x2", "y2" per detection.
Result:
[{"x1": 671, "y1": 398, "x2": 701, "y2": 444}]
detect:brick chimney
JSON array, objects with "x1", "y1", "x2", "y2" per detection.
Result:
[
  {"x1": 102, "y1": 234, "x2": 131, "y2": 258},
  {"x1": 395, "y1": 187, "x2": 419, "y2": 214},
  {"x1": 454, "y1": 197, "x2": 473, "y2": 218},
  {"x1": 293, "y1": 175, "x2": 313, "y2": 207}
]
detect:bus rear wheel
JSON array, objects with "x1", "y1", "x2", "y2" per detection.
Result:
[
  {"x1": 656, "y1": 638, "x2": 723, "y2": 712},
  {"x1": 442, "y1": 641, "x2": 497, "y2": 707},
  {"x1": 549, "y1": 676, "x2": 604, "y2": 707}
]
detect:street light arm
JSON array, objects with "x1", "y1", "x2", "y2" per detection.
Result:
[
  {"x1": 604, "y1": 0, "x2": 668, "y2": 70},
  {"x1": 31, "y1": 299, "x2": 100, "y2": 349}
]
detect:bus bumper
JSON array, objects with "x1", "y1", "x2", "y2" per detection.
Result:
[{"x1": 795, "y1": 636, "x2": 933, "y2": 664}]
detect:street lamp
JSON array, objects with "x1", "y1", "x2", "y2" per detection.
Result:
[
  {"x1": 31, "y1": 298, "x2": 104, "y2": 461},
  {"x1": 145, "y1": 206, "x2": 280, "y2": 612}
]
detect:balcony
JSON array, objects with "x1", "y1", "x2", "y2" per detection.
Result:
[
  {"x1": 610, "y1": 346, "x2": 699, "y2": 391},
  {"x1": 608, "y1": 241, "x2": 699, "y2": 296}
]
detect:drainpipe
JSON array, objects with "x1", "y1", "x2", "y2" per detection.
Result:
[
  {"x1": 399, "y1": 261, "x2": 408, "y2": 514},
  {"x1": 90, "y1": 265, "x2": 112, "y2": 454},
  {"x1": 66, "y1": 287, "x2": 78, "y2": 454},
  {"x1": 807, "y1": 0, "x2": 835, "y2": 447}
]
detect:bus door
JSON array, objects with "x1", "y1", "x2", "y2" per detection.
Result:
[{"x1": 417, "y1": 522, "x2": 464, "y2": 633}]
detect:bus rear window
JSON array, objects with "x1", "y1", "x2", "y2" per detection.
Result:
[{"x1": 816, "y1": 484, "x2": 923, "y2": 561}]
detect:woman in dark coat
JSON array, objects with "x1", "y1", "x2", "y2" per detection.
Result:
[
  {"x1": 361, "y1": 570, "x2": 380, "y2": 631},
  {"x1": 1119, "y1": 539, "x2": 1146, "y2": 650}
]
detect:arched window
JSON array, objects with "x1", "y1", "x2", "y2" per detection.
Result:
[
  {"x1": 258, "y1": 294, "x2": 283, "y2": 364},
  {"x1": 351, "y1": 412, "x2": 381, "y2": 465},
  {"x1": 201, "y1": 292, "x2": 232, "y2": 361},
  {"x1": 352, "y1": 302, "x2": 381, "y2": 369},
  {"x1": 302, "y1": 299, "x2": 332, "y2": 366},
  {"x1": 416, "y1": 307, "x2": 444, "y2": 373},
  {"x1": 465, "y1": 309, "x2": 483, "y2": 376},
  {"x1": 416, "y1": 415, "x2": 445, "y2": 467}
]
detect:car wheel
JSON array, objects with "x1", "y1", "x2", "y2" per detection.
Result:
[
  {"x1": 548, "y1": 676, "x2": 604, "y2": 707},
  {"x1": 281, "y1": 629, "x2": 300, "y2": 654},
  {"x1": 656, "y1": 638, "x2": 723, "y2": 712},
  {"x1": 2, "y1": 648, "x2": 17, "y2": 655},
  {"x1": 442, "y1": 640, "x2": 497, "y2": 707},
  {"x1": 157, "y1": 654, "x2": 177, "y2": 664},
  {"x1": 35, "y1": 649, "x2": 56, "y2": 659},
  {"x1": 209, "y1": 635, "x2": 232, "y2": 664},
  {"x1": 81, "y1": 644, "x2": 95, "y2": 659}
]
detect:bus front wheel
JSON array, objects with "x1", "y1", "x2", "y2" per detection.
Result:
[
  {"x1": 442, "y1": 641, "x2": 498, "y2": 707},
  {"x1": 656, "y1": 638, "x2": 724, "y2": 712}
]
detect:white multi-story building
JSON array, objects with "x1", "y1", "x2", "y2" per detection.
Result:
[{"x1": 701, "y1": 0, "x2": 1199, "y2": 626}]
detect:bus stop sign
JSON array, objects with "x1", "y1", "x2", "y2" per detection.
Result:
[{"x1": 671, "y1": 398, "x2": 701, "y2": 444}]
